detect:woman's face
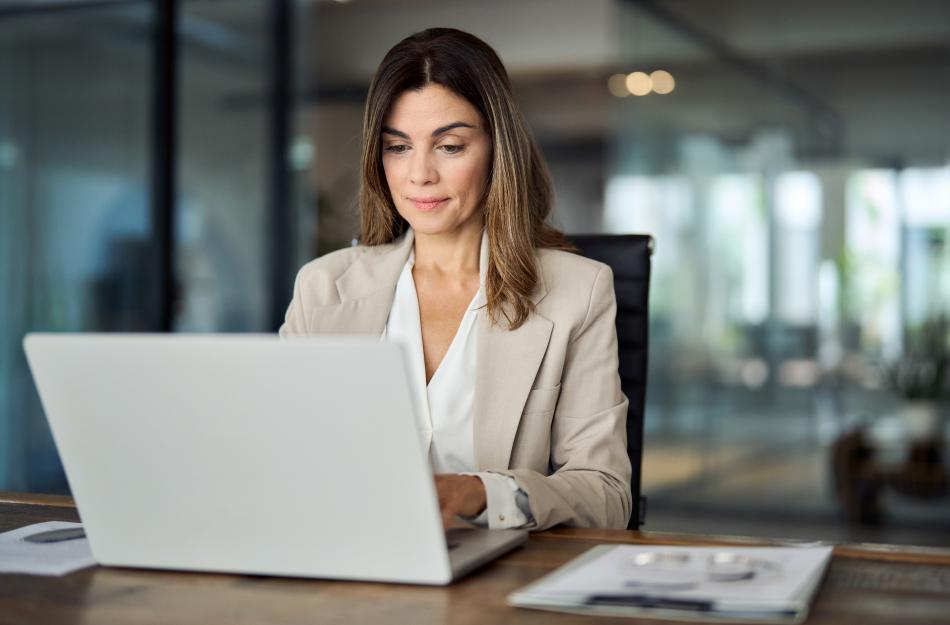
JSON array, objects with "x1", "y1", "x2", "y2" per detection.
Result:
[{"x1": 381, "y1": 84, "x2": 492, "y2": 238}]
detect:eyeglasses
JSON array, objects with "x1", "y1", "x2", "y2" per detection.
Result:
[{"x1": 618, "y1": 550, "x2": 783, "y2": 591}]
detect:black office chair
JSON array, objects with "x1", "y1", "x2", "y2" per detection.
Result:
[{"x1": 568, "y1": 234, "x2": 653, "y2": 530}]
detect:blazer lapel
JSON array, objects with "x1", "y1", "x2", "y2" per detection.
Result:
[
  {"x1": 307, "y1": 231, "x2": 414, "y2": 335},
  {"x1": 474, "y1": 266, "x2": 553, "y2": 471},
  {"x1": 307, "y1": 293, "x2": 397, "y2": 334}
]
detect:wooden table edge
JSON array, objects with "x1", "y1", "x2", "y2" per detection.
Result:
[
  {"x1": 5, "y1": 491, "x2": 950, "y2": 565},
  {"x1": 0, "y1": 490, "x2": 76, "y2": 508},
  {"x1": 532, "y1": 527, "x2": 950, "y2": 565}
]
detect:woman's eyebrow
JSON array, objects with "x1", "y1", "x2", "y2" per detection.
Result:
[{"x1": 381, "y1": 121, "x2": 476, "y2": 139}]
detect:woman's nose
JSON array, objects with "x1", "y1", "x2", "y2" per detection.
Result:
[{"x1": 409, "y1": 150, "x2": 438, "y2": 185}]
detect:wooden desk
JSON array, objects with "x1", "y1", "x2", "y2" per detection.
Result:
[{"x1": 2, "y1": 491, "x2": 950, "y2": 625}]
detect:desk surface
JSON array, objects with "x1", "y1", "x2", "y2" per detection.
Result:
[{"x1": 2, "y1": 491, "x2": 950, "y2": 625}]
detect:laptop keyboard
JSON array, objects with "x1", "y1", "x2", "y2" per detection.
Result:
[{"x1": 445, "y1": 528, "x2": 471, "y2": 551}]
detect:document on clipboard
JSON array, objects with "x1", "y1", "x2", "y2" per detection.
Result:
[{"x1": 508, "y1": 544, "x2": 833, "y2": 624}]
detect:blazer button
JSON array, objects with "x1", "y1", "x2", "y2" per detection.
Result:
[{"x1": 498, "y1": 514, "x2": 505, "y2": 522}]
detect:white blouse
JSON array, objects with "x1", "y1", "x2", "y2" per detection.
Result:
[{"x1": 381, "y1": 229, "x2": 531, "y2": 529}]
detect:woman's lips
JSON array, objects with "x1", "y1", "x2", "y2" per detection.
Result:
[{"x1": 409, "y1": 197, "x2": 449, "y2": 211}]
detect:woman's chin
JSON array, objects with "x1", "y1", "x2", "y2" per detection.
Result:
[
  {"x1": 409, "y1": 222, "x2": 455, "y2": 237},
  {"x1": 403, "y1": 213, "x2": 458, "y2": 237},
  {"x1": 400, "y1": 208, "x2": 483, "y2": 238}
]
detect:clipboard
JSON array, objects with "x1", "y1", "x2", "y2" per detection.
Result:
[{"x1": 507, "y1": 544, "x2": 833, "y2": 624}]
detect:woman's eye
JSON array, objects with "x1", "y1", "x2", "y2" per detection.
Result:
[
  {"x1": 384, "y1": 144, "x2": 409, "y2": 154},
  {"x1": 439, "y1": 144, "x2": 465, "y2": 154}
]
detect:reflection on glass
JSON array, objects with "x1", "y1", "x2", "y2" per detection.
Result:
[
  {"x1": 175, "y1": 0, "x2": 270, "y2": 332},
  {"x1": 605, "y1": 174, "x2": 694, "y2": 324},
  {"x1": 775, "y1": 171, "x2": 822, "y2": 325},
  {"x1": 846, "y1": 170, "x2": 901, "y2": 359},
  {"x1": 900, "y1": 167, "x2": 950, "y2": 328},
  {"x1": 0, "y1": 4, "x2": 152, "y2": 491},
  {"x1": 709, "y1": 174, "x2": 768, "y2": 328}
]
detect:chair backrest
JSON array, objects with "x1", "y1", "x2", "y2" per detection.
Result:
[{"x1": 567, "y1": 234, "x2": 653, "y2": 529}]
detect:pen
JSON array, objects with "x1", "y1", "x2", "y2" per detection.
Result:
[
  {"x1": 23, "y1": 527, "x2": 86, "y2": 544},
  {"x1": 587, "y1": 594, "x2": 713, "y2": 611}
]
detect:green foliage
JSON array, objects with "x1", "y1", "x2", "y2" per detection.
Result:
[{"x1": 888, "y1": 316, "x2": 949, "y2": 400}]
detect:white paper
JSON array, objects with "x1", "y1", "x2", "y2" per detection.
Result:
[
  {"x1": 523, "y1": 545, "x2": 832, "y2": 611},
  {"x1": 0, "y1": 521, "x2": 97, "y2": 576}
]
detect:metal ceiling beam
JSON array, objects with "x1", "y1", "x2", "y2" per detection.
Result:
[{"x1": 622, "y1": 0, "x2": 843, "y2": 134}]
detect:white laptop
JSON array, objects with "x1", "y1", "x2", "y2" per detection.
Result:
[{"x1": 23, "y1": 333, "x2": 527, "y2": 585}]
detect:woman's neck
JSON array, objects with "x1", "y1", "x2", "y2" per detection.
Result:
[{"x1": 412, "y1": 221, "x2": 483, "y2": 277}]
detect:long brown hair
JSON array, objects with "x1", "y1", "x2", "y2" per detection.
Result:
[{"x1": 359, "y1": 27, "x2": 573, "y2": 329}]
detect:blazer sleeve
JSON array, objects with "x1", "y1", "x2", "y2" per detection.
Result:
[
  {"x1": 504, "y1": 265, "x2": 633, "y2": 530},
  {"x1": 278, "y1": 270, "x2": 308, "y2": 337}
]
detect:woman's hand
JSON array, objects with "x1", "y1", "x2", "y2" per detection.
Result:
[{"x1": 434, "y1": 474, "x2": 487, "y2": 528}]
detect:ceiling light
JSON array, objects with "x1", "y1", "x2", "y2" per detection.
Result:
[
  {"x1": 608, "y1": 73, "x2": 630, "y2": 98},
  {"x1": 625, "y1": 71, "x2": 652, "y2": 96},
  {"x1": 650, "y1": 70, "x2": 675, "y2": 95}
]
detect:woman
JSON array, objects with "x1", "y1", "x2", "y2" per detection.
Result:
[{"x1": 280, "y1": 28, "x2": 630, "y2": 530}]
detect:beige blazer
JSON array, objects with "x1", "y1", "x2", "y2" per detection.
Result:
[{"x1": 279, "y1": 230, "x2": 632, "y2": 530}]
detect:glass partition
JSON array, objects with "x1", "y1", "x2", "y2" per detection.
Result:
[{"x1": 0, "y1": 2, "x2": 153, "y2": 491}]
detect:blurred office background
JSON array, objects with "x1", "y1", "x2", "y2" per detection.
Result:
[{"x1": 1, "y1": 0, "x2": 948, "y2": 544}]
